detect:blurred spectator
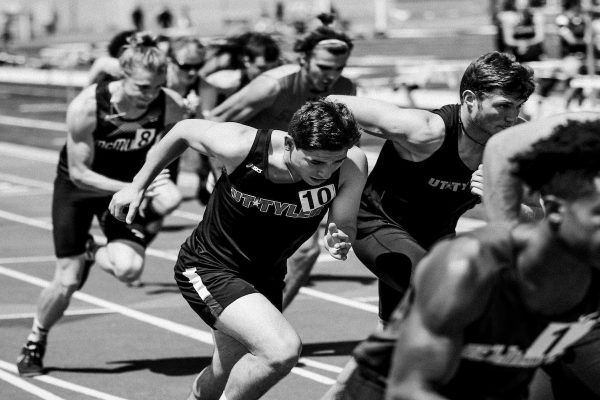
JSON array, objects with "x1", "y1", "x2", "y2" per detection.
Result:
[
  {"x1": 200, "y1": 31, "x2": 282, "y2": 110},
  {"x1": 498, "y1": 0, "x2": 546, "y2": 62},
  {"x1": 156, "y1": 7, "x2": 173, "y2": 30},
  {"x1": 166, "y1": 36, "x2": 206, "y2": 117},
  {"x1": 131, "y1": 6, "x2": 144, "y2": 31},
  {"x1": 1, "y1": 11, "x2": 14, "y2": 49},
  {"x1": 87, "y1": 30, "x2": 135, "y2": 85},
  {"x1": 44, "y1": 8, "x2": 58, "y2": 35},
  {"x1": 556, "y1": 2, "x2": 587, "y2": 57}
]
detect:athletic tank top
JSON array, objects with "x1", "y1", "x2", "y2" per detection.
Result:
[
  {"x1": 354, "y1": 224, "x2": 600, "y2": 399},
  {"x1": 180, "y1": 129, "x2": 341, "y2": 279},
  {"x1": 245, "y1": 64, "x2": 356, "y2": 130},
  {"x1": 57, "y1": 80, "x2": 166, "y2": 182},
  {"x1": 358, "y1": 104, "x2": 479, "y2": 245}
]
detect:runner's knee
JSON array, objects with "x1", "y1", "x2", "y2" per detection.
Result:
[
  {"x1": 260, "y1": 332, "x2": 302, "y2": 375},
  {"x1": 150, "y1": 184, "x2": 182, "y2": 215},
  {"x1": 108, "y1": 248, "x2": 144, "y2": 282},
  {"x1": 54, "y1": 258, "x2": 85, "y2": 296}
]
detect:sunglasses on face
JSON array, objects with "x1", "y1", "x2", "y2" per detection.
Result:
[{"x1": 171, "y1": 58, "x2": 203, "y2": 71}]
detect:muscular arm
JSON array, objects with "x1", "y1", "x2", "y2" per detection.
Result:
[
  {"x1": 110, "y1": 120, "x2": 256, "y2": 223},
  {"x1": 483, "y1": 111, "x2": 600, "y2": 223},
  {"x1": 326, "y1": 147, "x2": 368, "y2": 244},
  {"x1": 207, "y1": 74, "x2": 279, "y2": 122},
  {"x1": 66, "y1": 85, "x2": 130, "y2": 194},
  {"x1": 326, "y1": 95, "x2": 445, "y2": 159},
  {"x1": 385, "y1": 238, "x2": 489, "y2": 400}
]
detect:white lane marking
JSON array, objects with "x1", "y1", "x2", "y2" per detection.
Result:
[
  {"x1": 299, "y1": 287, "x2": 378, "y2": 314},
  {"x1": 352, "y1": 296, "x2": 379, "y2": 303},
  {"x1": 0, "y1": 255, "x2": 56, "y2": 264},
  {"x1": 0, "y1": 172, "x2": 53, "y2": 189},
  {"x1": 0, "y1": 367, "x2": 65, "y2": 400},
  {"x1": 0, "y1": 360, "x2": 129, "y2": 400},
  {"x1": 0, "y1": 115, "x2": 65, "y2": 131},
  {"x1": 19, "y1": 103, "x2": 68, "y2": 113},
  {"x1": 0, "y1": 265, "x2": 339, "y2": 385},
  {"x1": 0, "y1": 308, "x2": 115, "y2": 321},
  {"x1": 289, "y1": 367, "x2": 335, "y2": 385},
  {"x1": 298, "y1": 358, "x2": 343, "y2": 374}
]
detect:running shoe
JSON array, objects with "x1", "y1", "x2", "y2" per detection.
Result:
[{"x1": 16, "y1": 341, "x2": 45, "y2": 376}]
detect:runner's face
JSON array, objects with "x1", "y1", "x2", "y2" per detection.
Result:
[
  {"x1": 122, "y1": 66, "x2": 165, "y2": 109},
  {"x1": 559, "y1": 178, "x2": 600, "y2": 260},
  {"x1": 245, "y1": 55, "x2": 279, "y2": 80},
  {"x1": 169, "y1": 46, "x2": 204, "y2": 88},
  {"x1": 291, "y1": 147, "x2": 348, "y2": 186},
  {"x1": 303, "y1": 48, "x2": 349, "y2": 93},
  {"x1": 471, "y1": 90, "x2": 525, "y2": 136}
]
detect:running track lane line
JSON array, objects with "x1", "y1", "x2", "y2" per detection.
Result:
[
  {"x1": 0, "y1": 367, "x2": 65, "y2": 400},
  {"x1": 0, "y1": 360, "x2": 129, "y2": 400},
  {"x1": 0, "y1": 264, "x2": 336, "y2": 385}
]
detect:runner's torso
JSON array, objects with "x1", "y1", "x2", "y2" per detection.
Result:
[
  {"x1": 358, "y1": 104, "x2": 479, "y2": 245},
  {"x1": 245, "y1": 64, "x2": 356, "y2": 130},
  {"x1": 57, "y1": 80, "x2": 167, "y2": 182},
  {"x1": 181, "y1": 129, "x2": 341, "y2": 278}
]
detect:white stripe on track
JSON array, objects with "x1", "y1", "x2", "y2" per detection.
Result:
[
  {"x1": 0, "y1": 115, "x2": 65, "y2": 132},
  {"x1": 0, "y1": 308, "x2": 115, "y2": 321},
  {"x1": 0, "y1": 255, "x2": 56, "y2": 264},
  {"x1": 0, "y1": 360, "x2": 129, "y2": 400},
  {"x1": 0, "y1": 366, "x2": 65, "y2": 400}
]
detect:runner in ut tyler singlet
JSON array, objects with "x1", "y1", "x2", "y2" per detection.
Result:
[{"x1": 109, "y1": 99, "x2": 368, "y2": 400}]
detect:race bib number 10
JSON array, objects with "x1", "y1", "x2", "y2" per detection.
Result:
[{"x1": 299, "y1": 184, "x2": 336, "y2": 212}]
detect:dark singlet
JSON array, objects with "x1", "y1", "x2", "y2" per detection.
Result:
[
  {"x1": 245, "y1": 64, "x2": 356, "y2": 130},
  {"x1": 180, "y1": 129, "x2": 341, "y2": 279},
  {"x1": 358, "y1": 104, "x2": 479, "y2": 245},
  {"x1": 354, "y1": 224, "x2": 600, "y2": 399},
  {"x1": 57, "y1": 80, "x2": 166, "y2": 183}
]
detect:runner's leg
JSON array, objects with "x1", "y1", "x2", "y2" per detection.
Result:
[
  {"x1": 282, "y1": 231, "x2": 321, "y2": 309},
  {"x1": 214, "y1": 293, "x2": 302, "y2": 400}
]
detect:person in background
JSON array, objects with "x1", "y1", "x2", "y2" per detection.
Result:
[
  {"x1": 498, "y1": 0, "x2": 546, "y2": 62},
  {"x1": 87, "y1": 30, "x2": 135, "y2": 85}
]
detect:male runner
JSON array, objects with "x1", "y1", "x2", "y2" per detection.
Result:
[
  {"x1": 383, "y1": 118, "x2": 600, "y2": 400},
  {"x1": 207, "y1": 17, "x2": 356, "y2": 310},
  {"x1": 109, "y1": 99, "x2": 367, "y2": 400},
  {"x1": 16, "y1": 32, "x2": 187, "y2": 376},
  {"x1": 328, "y1": 51, "x2": 535, "y2": 324},
  {"x1": 322, "y1": 115, "x2": 600, "y2": 400}
]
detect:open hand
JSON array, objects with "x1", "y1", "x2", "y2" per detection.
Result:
[{"x1": 324, "y1": 222, "x2": 351, "y2": 261}]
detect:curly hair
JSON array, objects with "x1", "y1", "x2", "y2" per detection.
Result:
[
  {"x1": 511, "y1": 119, "x2": 600, "y2": 199},
  {"x1": 288, "y1": 99, "x2": 361, "y2": 151},
  {"x1": 459, "y1": 51, "x2": 535, "y2": 102},
  {"x1": 119, "y1": 31, "x2": 168, "y2": 76}
]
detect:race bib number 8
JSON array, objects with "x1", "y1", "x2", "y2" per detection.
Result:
[
  {"x1": 299, "y1": 184, "x2": 336, "y2": 212},
  {"x1": 133, "y1": 128, "x2": 157, "y2": 149}
]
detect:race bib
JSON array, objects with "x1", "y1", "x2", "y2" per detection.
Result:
[
  {"x1": 133, "y1": 128, "x2": 157, "y2": 149},
  {"x1": 525, "y1": 314, "x2": 598, "y2": 361},
  {"x1": 298, "y1": 184, "x2": 336, "y2": 212}
]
